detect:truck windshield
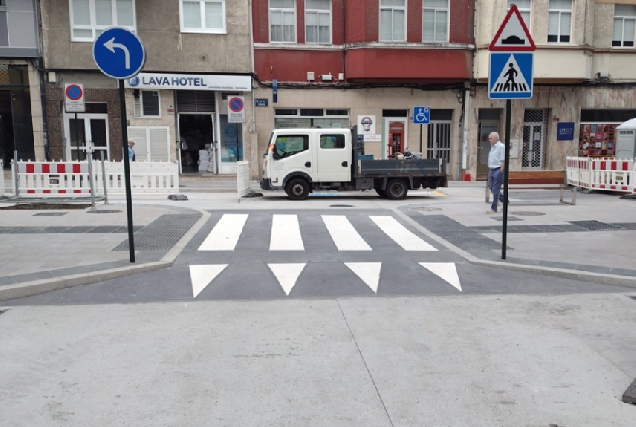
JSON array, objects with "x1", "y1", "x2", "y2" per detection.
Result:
[{"x1": 273, "y1": 135, "x2": 309, "y2": 160}]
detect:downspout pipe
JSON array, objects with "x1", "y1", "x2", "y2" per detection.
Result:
[{"x1": 35, "y1": 0, "x2": 49, "y2": 160}]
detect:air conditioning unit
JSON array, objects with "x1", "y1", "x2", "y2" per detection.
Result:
[
  {"x1": 595, "y1": 72, "x2": 610, "y2": 81},
  {"x1": 307, "y1": 72, "x2": 315, "y2": 81},
  {"x1": 321, "y1": 72, "x2": 333, "y2": 81},
  {"x1": 338, "y1": 73, "x2": 345, "y2": 81}
]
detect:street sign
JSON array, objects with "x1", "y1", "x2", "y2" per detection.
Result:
[
  {"x1": 64, "y1": 83, "x2": 85, "y2": 113},
  {"x1": 489, "y1": 4, "x2": 535, "y2": 51},
  {"x1": 557, "y1": 122, "x2": 575, "y2": 141},
  {"x1": 413, "y1": 106, "x2": 430, "y2": 124},
  {"x1": 488, "y1": 52, "x2": 533, "y2": 99},
  {"x1": 255, "y1": 98, "x2": 268, "y2": 107},
  {"x1": 228, "y1": 96, "x2": 246, "y2": 123},
  {"x1": 93, "y1": 27, "x2": 146, "y2": 80}
]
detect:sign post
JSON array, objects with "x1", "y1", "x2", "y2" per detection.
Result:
[
  {"x1": 488, "y1": 5, "x2": 535, "y2": 260},
  {"x1": 93, "y1": 27, "x2": 146, "y2": 263},
  {"x1": 413, "y1": 106, "x2": 430, "y2": 154}
]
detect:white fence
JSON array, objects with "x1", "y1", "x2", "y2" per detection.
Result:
[
  {"x1": 237, "y1": 161, "x2": 250, "y2": 202},
  {"x1": 0, "y1": 160, "x2": 5, "y2": 196},
  {"x1": 567, "y1": 157, "x2": 635, "y2": 195},
  {"x1": 11, "y1": 160, "x2": 179, "y2": 197}
]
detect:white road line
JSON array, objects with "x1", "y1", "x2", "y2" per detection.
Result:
[
  {"x1": 370, "y1": 216, "x2": 438, "y2": 251},
  {"x1": 189, "y1": 265, "x2": 228, "y2": 298},
  {"x1": 322, "y1": 215, "x2": 372, "y2": 251},
  {"x1": 198, "y1": 214, "x2": 248, "y2": 251},
  {"x1": 420, "y1": 262, "x2": 462, "y2": 292},
  {"x1": 270, "y1": 214, "x2": 304, "y2": 251},
  {"x1": 345, "y1": 262, "x2": 381, "y2": 293},
  {"x1": 268, "y1": 263, "x2": 306, "y2": 296}
]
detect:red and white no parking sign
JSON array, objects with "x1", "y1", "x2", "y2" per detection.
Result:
[
  {"x1": 64, "y1": 83, "x2": 85, "y2": 113},
  {"x1": 228, "y1": 96, "x2": 245, "y2": 123}
]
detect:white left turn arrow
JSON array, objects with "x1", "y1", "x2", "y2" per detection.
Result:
[{"x1": 104, "y1": 37, "x2": 131, "y2": 69}]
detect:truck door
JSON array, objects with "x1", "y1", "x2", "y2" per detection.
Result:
[
  {"x1": 388, "y1": 122, "x2": 404, "y2": 158},
  {"x1": 316, "y1": 132, "x2": 351, "y2": 183},
  {"x1": 270, "y1": 133, "x2": 314, "y2": 186}
]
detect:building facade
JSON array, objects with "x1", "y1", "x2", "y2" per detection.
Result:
[
  {"x1": 252, "y1": 0, "x2": 474, "y2": 179},
  {"x1": 40, "y1": 0, "x2": 254, "y2": 174},
  {"x1": 0, "y1": 0, "x2": 42, "y2": 168},
  {"x1": 470, "y1": 0, "x2": 636, "y2": 180}
]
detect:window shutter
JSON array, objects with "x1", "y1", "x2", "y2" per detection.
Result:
[
  {"x1": 128, "y1": 127, "x2": 149, "y2": 161},
  {"x1": 133, "y1": 96, "x2": 142, "y2": 118},
  {"x1": 149, "y1": 127, "x2": 171, "y2": 162},
  {"x1": 176, "y1": 90, "x2": 216, "y2": 113}
]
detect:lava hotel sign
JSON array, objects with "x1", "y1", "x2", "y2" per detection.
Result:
[{"x1": 125, "y1": 73, "x2": 251, "y2": 91}]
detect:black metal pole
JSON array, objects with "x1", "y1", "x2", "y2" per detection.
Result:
[
  {"x1": 419, "y1": 123, "x2": 423, "y2": 153},
  {"x1": 502, "y1": 99, "x2": 512, "y2": 259},
  {"x1": 119, "y1": 79, "x2": 135, "y2": 263}
]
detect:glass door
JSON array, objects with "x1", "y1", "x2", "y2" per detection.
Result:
[
  {"x1": 220, "y1": 114, "x2": 243, "y2": 174},
  {"x1": 65, "y1": 114, "x2": 109, "y2": 161}
]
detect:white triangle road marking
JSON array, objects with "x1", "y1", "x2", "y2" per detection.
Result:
[
  {"x1": 420, "y1": 262, "x2": 462, "y2": 292},
  {"x1": 268, "y1": 263, "x2": 306, "y2": 296},
  {"x1": 345, "y1": 262, "x2": 381, "y2": 293},
  {"x1": 189, "y1": 264, "x2": 228, "y2": 298}
]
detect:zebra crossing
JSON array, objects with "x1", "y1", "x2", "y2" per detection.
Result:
[{"x1": 185, "y1": 211, "x2": 465, "y2": 299}]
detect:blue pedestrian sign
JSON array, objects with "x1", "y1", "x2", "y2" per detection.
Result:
[
  {"x1": 489, "y1": 52, "x2": 533, "y2": 99},
  {"x1": 413, "y1": 106, "x2": 430, "y2": 124},
  {"x1": 93, "y1": 27, "x2": 146, "y2": 80}
]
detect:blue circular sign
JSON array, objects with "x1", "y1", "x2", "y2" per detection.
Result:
[
  {"x1": 225, "y1": 125, "x2": 237, "y2": 138},
  {"x1": 229, "y1": 97, "x2": 244, "y2": 113},
  {"x1": 66, "y1": 84, "x2": 83, "y2": 100},
  {"x1": 93, "y1": 27, "x2": 146, "y2": 79}
]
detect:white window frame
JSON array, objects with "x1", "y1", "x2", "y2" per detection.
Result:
[
  {"x1": 0, "y1": 0, "x2": 6, "y2": 10},
  {"x1": 379, "y1": 0, "x2": 407, "y2": 43},
  {"x1": 179, "y1": 0, "x2": 227, "y2": 34},
  {"x1": 69, "y1": 0, "x2": 137, "y2": 42},
  {"x1": 547, "y1": 0, "x2": 572, "y2": 44},
  {"x1": 305, "y1": 0, "x2": 332, "y2": 44},
  {"x1": 269, "y1": 0, "x2": 296, "y2": 43},
  {"x1": 612, "y1": 5, "x2": 636, "y2": 49},
  {"x1": 134, "y1": 90, "x2": 161, "y2": 119},
  {"x1": 507, "y1": 0, "x2": 532, "y2": 32},
  {"x1": 422, "y1": 0, "x2": 449, "y2": 43}
]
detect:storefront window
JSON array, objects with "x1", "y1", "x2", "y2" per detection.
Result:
[{"x1": 220, "y1": 115, "x2": 242, "y2": 162}]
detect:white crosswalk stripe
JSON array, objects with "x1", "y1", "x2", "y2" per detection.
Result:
[
  {"x1": 198, "y1": 214, "x2": 248, "y2": 251},
  {"x1": 322, "y1": 215, "x2": 372, "y2": 251},
  {"x1": 270, "y1": 214, "x2": 304, "y2": 251},
  {"x1": 369, "y1": 216, "x2": 438, "y2": 251}
]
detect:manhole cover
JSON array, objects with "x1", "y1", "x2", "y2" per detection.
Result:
[
  {"x1": 511, "y1": 211, "x2": 546, "y2": 217},
  {"x1": 330, "y1": 204, "x2": 354, "y2": 208},
  {"x1": 415, "y1": 207, "x2": 442, "y2": 212},
  {"x1": 33, "y1": 212, "x2": 68, "y2": 216},
  {"x1": 568, "y1": 220, "x2": 622, "y2": 231},
  {"x1": 86, "y1": 210, "x2": 122, "y2": 214}
]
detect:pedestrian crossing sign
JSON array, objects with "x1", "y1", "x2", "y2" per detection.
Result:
[{"x1": 488, "y1": 52, "x2": 533, "y2": 99}]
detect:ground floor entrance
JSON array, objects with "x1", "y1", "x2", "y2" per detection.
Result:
[
  {"x1": 0, "y1": 85, "x2": 34, "y2": 168},
  {"x1": 64, "y1": 113, "x2": 109, "y2": 161}
]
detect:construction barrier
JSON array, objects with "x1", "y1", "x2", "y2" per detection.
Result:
[
  {"x1": 12, "y1": 160, "x2": 179, "y2": 197},
  {"x1": 567, "y1": 157, "x2": 635, "y2": 193},
  {"x1": 237, "y1": 161, "x2": 250, "y2": 202}
]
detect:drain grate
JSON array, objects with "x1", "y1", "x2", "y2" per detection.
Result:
[
  {"x1": 511, "y1": 211, "x2": 546, "y2": 216},
  {"x1": 414, "y1": 207, "x2": 442, "y2": 212},
  {"x1": 33, "y1": 212, "x2": 68, "y2": 216},
  {"x1": 330, "y1": 204, "x2": 354, "y2": 208},
  {"x1": 568, "y1": 220, "x2": 622, "y2": 231},
  {"x1": 492, "y1": 216, "x2": 522, "y2": 221},
  {"x1": 113, "y1": 213, "x2": 201, "y2": 251},
  {"x1": 86, "y1": 210, "x2": 122, "y2": 214}
]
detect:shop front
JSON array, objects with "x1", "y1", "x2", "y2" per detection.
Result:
[{"x1": 0, "y1": 64, "x2": 35, "y2": 168}]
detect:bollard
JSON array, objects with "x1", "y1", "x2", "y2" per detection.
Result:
[{"x1": 100, "y1": 150, "x2": 109, "y2": 204}]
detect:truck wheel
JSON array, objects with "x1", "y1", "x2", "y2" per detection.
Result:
[
  {"x1": 386, "y1": 179, "x2": 408, "y2": 200},
  {"x1": 285, "y1": 178, "x2": 310, "y2": 200},
  {"x1": 375, "y1": 187, "x2": 386, "y2": 198}
]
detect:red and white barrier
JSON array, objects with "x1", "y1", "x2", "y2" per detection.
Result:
[
  {"x1": 16, "y1": 161, "x2": 93, "y2": 195},
  {"x1": 567, "y1": 156, "x2": 635, "y2": 193}
]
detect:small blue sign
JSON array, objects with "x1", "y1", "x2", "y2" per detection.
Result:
[
  {"x1": 413, "y1": 106, "x2": 430, "y2": 124},
  {"x1": 489, "y1": 52, "x2": 533, "y2": 99},
  {"x1": 272, "y1": 79, "x2": 278, "y2": 103},
  {"x1": 93, "y1": 27, "x2": 146, "y2": 80},
  {"x1": 557, "y1": 122, "x2": 575, "y2": 141},
  {"x1": 255, "y1": 98, "x2": 269, "y2": 107}
]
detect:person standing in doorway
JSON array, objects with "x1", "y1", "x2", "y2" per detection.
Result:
[
  {"x1": 487, "y1": 132, "x2": 505, "y2": 213},
  {"x1": 127, "y1": 140, "x2": 136, "y2": 161}
]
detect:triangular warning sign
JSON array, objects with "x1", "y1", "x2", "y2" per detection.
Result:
[
  {"x1": 491, "y1": 54, "x2": 530, "y2": 93},
  {"x1": 489, "y1": 5, "x2": 536, "y2": 51}
]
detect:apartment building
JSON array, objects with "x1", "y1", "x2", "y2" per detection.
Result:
[
  {"x1": 0, "y1": 0, "x2": 42, "y2": 168},
  {"x1": 40, "y1": 0, "x2": 254, "y2": 174},
  {"x1": 252, "y1": 0, "x2": 475, "y2": 179},
  {"x1": 471, "y1": 0, "x2": 636, "y2": 180}
]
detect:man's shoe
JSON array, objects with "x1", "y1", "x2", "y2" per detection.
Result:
[{"x1": 487, "y1": 210, "x2": 497, "y2": 214}]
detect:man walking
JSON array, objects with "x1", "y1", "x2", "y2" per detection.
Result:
[
  {"x1": 127, "y1": 140, "x2": 136, "y2": 162},
  {"x1": 487, "y1": 132, "x2": 506, "y2": 213}
]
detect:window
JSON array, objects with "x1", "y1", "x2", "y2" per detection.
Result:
[
  {"x1": 613, "y1": 5, "x2": 636, "y2": 47},
  {"x1": 273, "y1": 135, "x2": 309, "y2": 159},
  {"x1": 274, "y1": 108, "x2": 349, "y2": 129},
  {"x1": 320, "y1": 134, "x2": 345, "y2": 149},
  {"x1": 0, "y1": 0, "x2": 6, "y2": 10},
  {"x1": 547, "y1": 0, "x2": 572, "y2": 43},
  {"x1": 270, "y1": 0, "x2": 295, "y2": 43},
  {"x1": 423, "y1": 0, "x2": 448, "y2": 42},
  {"x1": 180, "y1": 0, "x2": 225, "y2": 33},
  {"x1": 508, "y1": 0, "x2": 531, "y2": 30},
  {"x1": 69, "y1": 0, "x2": 136, "y2": 42},
  {"x1": 134, "y1": 91, "x2": 160, "y2": 118},
  {"x1": 380, "y1": 0, "x2": 406, "y2": 42},
  {"x1": 306, "y1": 0, "x2": 331, "y2": 44}
]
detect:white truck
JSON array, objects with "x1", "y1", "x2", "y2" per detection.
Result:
[{"x1": 260, "y1": 127, "x2": 448, "y2": 200}]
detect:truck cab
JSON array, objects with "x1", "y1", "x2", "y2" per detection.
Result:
[{"x1": 261, "y1": 129, "x2": 353, "y2": 199}]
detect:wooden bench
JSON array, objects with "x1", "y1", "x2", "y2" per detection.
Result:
[{"x1": 485, "y1": 170, "x2": 576, "y2": 205}]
